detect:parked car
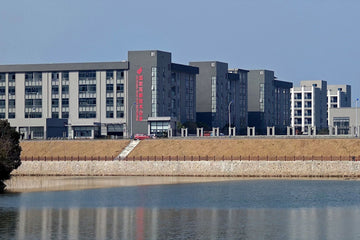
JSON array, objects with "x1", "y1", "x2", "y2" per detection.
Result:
[{"x1": 134, "y1": 134, "x2": 151, "y2": 140}]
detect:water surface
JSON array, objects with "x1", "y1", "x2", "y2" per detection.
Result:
[{"x1": 1, "y1": 178, "x2": 360, "y2": 240}]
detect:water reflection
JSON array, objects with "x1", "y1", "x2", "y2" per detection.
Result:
[
  {"x1": 2, "y1": 179, "x2": 360, "y2": 239},
  {"x1": 1, "y1": 206, "x2": 359, "y2": 240}
]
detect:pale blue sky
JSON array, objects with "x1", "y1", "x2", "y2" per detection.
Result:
[{"x1": 1, "y1": 0, "x2": 359, "y2": 102}]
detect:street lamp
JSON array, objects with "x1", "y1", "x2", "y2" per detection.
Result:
[
  {"x1": 228, "y1": 100, "x2": 233, "y2": 136},
  {"x1": 356, "y1": 98, "x2": 359, "y2": 137},
  {"x1": 130, "y1": 102, "x2": 136, "y2": 138}
]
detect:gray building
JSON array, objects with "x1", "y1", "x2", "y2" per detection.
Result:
[
  {"x1": 0, "y1": 50, "x2": 198, "y2": 139},
  {"x1": 228, "y1": 68, "x2": 248, "y2": 133},
  {"x1": 190, "y1": 61, "x2": 248, "y2": 133},
  {"x1": 247, "y1": 70, "x2": 292, "y2": 134},
  {"x1": 247, "y1": 70, "x2": 274, "y2": 133},
  {"x1": 274, "y1": 80, "x2": 293, "y2": 132},
  {"x1": 329, "y1": 107, "x2": 359, "y2": 135}
]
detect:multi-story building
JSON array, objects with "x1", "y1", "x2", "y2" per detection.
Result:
[
  {"x1": 228, "y1": 68, "x2": 248, "y2": 133},
  {"x1": 327, "y1": 84, "x2": 351, "y2": 125},
  {"x1": 274, "y1": 80, "x2": 293, "y2": 132},
  {"x1": 128, "y1": 51, "x2": 198, "y2": 136},
  {"x1": 247, "y1": 70, "x2": 274, "y2": 133},
  {"x1": 329, "y1": 107, "x2": 359, "y2": 135},
  {"x1": 247, "y1": 70, "x2": 292, "y2": 134},
  {"x1": 291, "y1": 80, "x2": 328, "y2": 134},
  {"x1": 0, "y1": 50, "x2": 198, "y2": 139},
  {"x1": 189, "y1": 61, "x2": 248, "y2": 133}
]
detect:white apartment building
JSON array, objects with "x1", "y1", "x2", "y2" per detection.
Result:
[
  {"x1": 0, "y1": 62, "x2": 129, "y2": 139},
  {"x1": 291, "y1": 80, "x2": 327, "y2": 134},
  {"x1": 291, "y1": 81, "x2": 351, "y2": 134}
]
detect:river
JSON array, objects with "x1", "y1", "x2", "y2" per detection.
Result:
[{"x1": 1, "y1": 177, "x2": 360, "y2": 240}]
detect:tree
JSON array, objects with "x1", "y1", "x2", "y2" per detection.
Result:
[{"x1": 0, "y1": 120, "x2": 21, "y2": 192}]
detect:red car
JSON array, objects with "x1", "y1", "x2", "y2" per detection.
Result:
[{"x1": 134, "y1": 134, "x2": 151, "y2": 140}]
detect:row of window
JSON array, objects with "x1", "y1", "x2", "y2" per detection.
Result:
[
  {"x1": 1, "y1": 70, "x2": 123, "y2": 83},
  {"x1": 0, "y1": 87, "x2": 15, "y2": 95},
  {"x1": 0, "y1": 113, "x2": 15, "y2": 118}
]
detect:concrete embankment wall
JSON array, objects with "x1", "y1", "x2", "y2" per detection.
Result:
[{"x1": 12, "y1": 160, "x2": 360, "y2": 177}]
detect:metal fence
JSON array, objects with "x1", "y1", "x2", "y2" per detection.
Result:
[
  {"x1": 21, "y1": 156, "x2": 115, "y2": 161},
  {"x1": 21, "y1": 155, "x2": 360, "y2": 161}
]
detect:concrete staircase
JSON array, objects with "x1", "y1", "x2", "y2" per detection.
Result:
[{"x1": 115, "y1": 140, "x2": 140, "y2": 160}]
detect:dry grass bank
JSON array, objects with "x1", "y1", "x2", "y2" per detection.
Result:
[
  {"x1": 128, "y1": 138, "x2": 360, "y2": 157},
  {"x1": 20, "y1": 138, "x2": 360, "y2": 159},
  {"x1": 20, "y1": 140, "x2": 130, "y2": 158}
]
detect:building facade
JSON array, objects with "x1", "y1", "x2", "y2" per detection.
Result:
[
  {"x1": 247, "y1": 70, "x2": 292, "y2": 134},
  {"x1": 274, "y1": 80, "x2": 293, "y2": 132},
  {"x1": 327, "y1": 84, "x2": 351, "y2": 126},
  {"x1": 291, "y1": 80, "x2": 328, "y2": 133},
  {"x1": 329, "y1": 107, "x2": 359, "y2": 135},
  {"x1": 247, "y1": 70, "x2": 274, "y2": 133},
  {"x1": 228, "y1": 68, "x2": 248, "y2": 133},
  {"x1": 0, "y1": 50, "x2": 198, "y2": 139},
  {"x1": 189, "y1": 61, "x2": 248, "y2": 133}
]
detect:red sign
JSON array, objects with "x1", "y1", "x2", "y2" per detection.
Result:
[{"x1": 136, "y1": 67, "x2": 144, "y2": 121}]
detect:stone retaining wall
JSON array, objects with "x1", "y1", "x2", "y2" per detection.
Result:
[{"x1": 12, "y1": 160, "x2": 360, "y2": 177}]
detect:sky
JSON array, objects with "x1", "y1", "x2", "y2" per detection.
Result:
[{"x1": 0, "y1": 0, "x2": 359, "y2": 102}]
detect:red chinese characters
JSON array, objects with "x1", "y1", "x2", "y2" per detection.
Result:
[{"x1": 136, "y1": 67, "x2": 144, "y2": 121}]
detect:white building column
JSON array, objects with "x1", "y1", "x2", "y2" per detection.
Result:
[
  {"x1": 290, "y1": 88, "x2": 295, "y2": 127},
  {"x1": 311, "y1": 86, "x2": 315, "y2": 132},
  {"x1": 301, "y1": 86, "x2": 305, "y2": 132}
]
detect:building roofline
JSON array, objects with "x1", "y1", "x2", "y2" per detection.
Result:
[
  {"x1": 0, "y1": 61, "x2": 129, "y2": 73},
  {"x1": 171, "y1": 63, "x2": 199, "y2": 74}
]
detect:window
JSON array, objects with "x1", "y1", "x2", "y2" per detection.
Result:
[
  {"x1": 116, "y1": 84, "x2": 124, "y2": 93},
  {"x1": 62, "y1": 85, "x2": 69, "y2": 94},
  {"x1": 0, "y1": 87, "x2": 5, "y2": 95},
  {"x1": 79, "y1": 111, "x2": 96, "y2": 118},
  {"x1": 25, "y1": 99, "x2": 42, "y2": 108},
  {"x1": 62, "y1": 98, "x2": 69, "y2": 107},
  {"x1": 106, "y1": 71, "x2": 114, "y2": 80},
  {"x1": 8, "y1": 112, "x2": 15, "y2": 118},
  {"x1": 79, "y1": 71, "x2": 96, "y2": 80},
  {"x1": 25, "y1": 86, "x2": 41, "y2": 95},
  {"x1": 0, "y1": 100, "x2": 5, "y2": 108},
  {"x1": 106, "y1": 97, "x2": 114, "y2": 107},
  {"x1": 79, "y1": 98, "x2": 96, "y2": 107},
  {"x1": 116, "y1": 111, "x2": 124, "y2": 118},
  {"x1": 79, "y1": 84, "x2": 96, "y2": 94},
  {"x1": 52, "y1": 86, "x2": 59, "y2": 95},
  {"x1": 8, "y1": 99, "x2": 15, "y2": 108},
  {"x1": 52, "y1": 99, "x2": 59, "y2": 107},
  {"x1": 116, "y1": 71, "x2": 124, "y2": 80},
  {"x1": 25, "y1": 112, "x2": 42, "y2": 118},
  {"x1": 52, "y1": 112, "x2": 59, "y2": 118},
  {"x1": 0, "y1": 113, "x2": 5, "y2": 119},
  {"x1": 116, "y1": 97, "x2": 124, "y2": 107},
  {"x1": 211, "y1": 76, "x2": 216, "y2": 113},
  {"x1": 0, "y1": 74, "x2": 5, "y2": 82},
  {"x1": 259, "y1": 83, "x2": 264, "y2": 111},
  {"x1": 106, "y1": 111, "x2": 114, "y2": 118},
  {"x1": 9, "y1": 87, "x2": 15, "y2": 95},
  {"x1": 25, "y1": 72, "x2": 33, "y2": 81},
  {"x1": 62, "y1": 72, "x2": 69, "y2": 81},
  {"x1": 106, "y1": 84, "x2": 114, "y2": 93},
  {"x1": 51, "y1": 72, "x2": 59, "y2": 80},
  {"x1": 8, "y1": 73, "x2": 15, "y2": 82},
  {"x1": 62, "y1": 112, "x2": 69, "y2": 118}
]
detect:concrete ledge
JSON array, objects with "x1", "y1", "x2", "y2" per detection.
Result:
[{"x1": 12, "y1": 160, "x2": 360, "y2": 177}]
